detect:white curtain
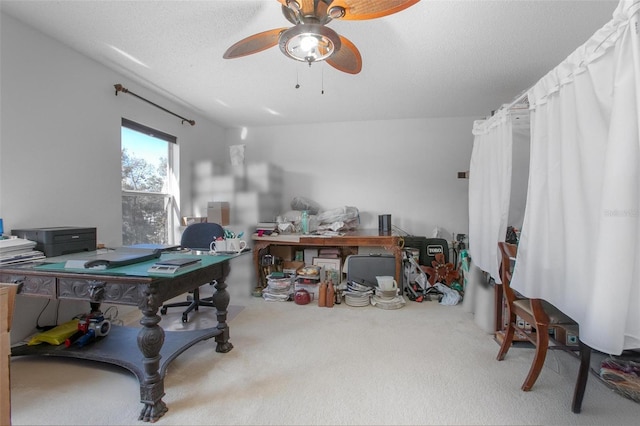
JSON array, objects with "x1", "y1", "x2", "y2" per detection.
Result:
[
  {"x1": 512, "y1": 0, "x2": 640, "y2": 355},
  {"x1": 469, "y1": 109, "x2": 528, "y2": 283}
]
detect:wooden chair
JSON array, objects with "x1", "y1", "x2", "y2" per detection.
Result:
[{"x1": 496, "y1": 242, "x2": 579, "y2": 392}]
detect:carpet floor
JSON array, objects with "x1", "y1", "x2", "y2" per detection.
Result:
[{"x1": 8, "y1": 264, "x2": 640, "y2": 425}]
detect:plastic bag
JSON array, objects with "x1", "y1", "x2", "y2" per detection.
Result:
[
  {"x1": 277, "y1": 222, "x2": 295, "y2": 234},
  {"x1": 280, "y1": 210, "x2": 318, "y2": 233},
  {"x1": 290, "y1": 197, "x2": 321, "y2": 215},
  {"x1": 281, "y1": 210, "x2": 301, "y2": 223},
  {"x1": 316, "y1": 206, "x2": 359, "y2": 224},
  {"x1": 317, "y1": 218, "x2": 359, "y2": 232},
  {"x1": 434, "y1": 283, "x2": 462, "y2": 305}
]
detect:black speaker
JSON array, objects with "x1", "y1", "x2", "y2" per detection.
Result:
[{"x1": 378, "y1": 214, "x2": 391, "y2": 233}]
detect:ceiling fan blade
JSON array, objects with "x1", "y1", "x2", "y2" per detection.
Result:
[
  {"x1": 326, "y1": 35, "x2": 362, "y2": 74},
  {"x1": 330, "y1": 0, "x2": 420, "y2": 21},
  {"x1": 223, "y1": 28, "x2": 287, "y2": 59}
]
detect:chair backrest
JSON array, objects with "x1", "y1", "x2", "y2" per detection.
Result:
[
  {"x1": 498, "y1": 241, "x2": 552, "y2": 325},
  {"x1": 180, "y1": 222, "x2": 225, "y2": 251},
  {"x1": 498, "y1": 241, "x2": 518, "y2": 304}
]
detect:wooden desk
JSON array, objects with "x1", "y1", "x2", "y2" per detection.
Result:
[
  {"x1": 251, "y1": 229, "x2": 402, "y2": 287},
  {"x1": 0, "y1": 252, "x2": 238, "y2": 423}
]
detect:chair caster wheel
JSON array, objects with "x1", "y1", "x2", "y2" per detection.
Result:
[
  {"x1": 182, "y1": 314, "x2": 189, "y2": 323},
  {"x1": 160, "y1": 307, "x2": 167, "y2": 315}
]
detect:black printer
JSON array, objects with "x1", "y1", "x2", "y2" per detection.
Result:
[{"x1": 11, "y1": 227, "x2": 97, "y2": 257}]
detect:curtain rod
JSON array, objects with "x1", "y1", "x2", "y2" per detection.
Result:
[
  {"x1": 483, "y1": 0, "x2": 632, "y2": 126},
  {"x1": 474, "y1": 89, "x2": 530, "y2": 134},
  {"x1": 489, "y1": 90, "x2": 529, "y2": 118},
  {"x1": 114, "y1": 84, "x2": 195, "y2": 126}
]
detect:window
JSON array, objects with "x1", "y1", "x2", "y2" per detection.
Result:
[{"x1": 121, "y1": 118, "x2": 177, "y2": 245}]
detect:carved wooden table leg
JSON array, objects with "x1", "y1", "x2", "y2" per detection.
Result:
[
  {"x1": 212, "y1": 264, "x2": 234, "y2": 353},
  {"x1": 137, "y1": 285, "x2": 168, "y2": 422}
]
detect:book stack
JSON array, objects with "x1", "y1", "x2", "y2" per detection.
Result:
[
  {"x1": 318, "y1": 247, "x2": 340, "y2": 258},
  {"x1": 255, "y1": 222, "x2": 277, "y2": 236},
  {"x1": 0, "y1": 238, "x2": 45, "y2": 266}
]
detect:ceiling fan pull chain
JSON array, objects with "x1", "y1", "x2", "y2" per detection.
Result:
[
  {"x1": 295, "y1": 68, "x2": 300, "y2": 89},
  {"x1": 321, "y1": 65, "x2": 325, "y2": 95}
]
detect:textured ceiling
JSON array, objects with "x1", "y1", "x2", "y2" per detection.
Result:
[{"x1": 1, "y1": 0, "x2": 618, "y2": 128}]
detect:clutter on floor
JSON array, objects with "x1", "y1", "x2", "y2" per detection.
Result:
[
  {"x1": 256, "y1": 198, "x2": 465, "y2": 308},
  {"x1": 257, "y1": 244, "x2": 464, "y2": 309},
  {"x1": 600, "y1": 352, "x2": 640, "y2": 403}
]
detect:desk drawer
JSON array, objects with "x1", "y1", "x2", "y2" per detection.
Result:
[
  {"x1": 0, "y1": 273, "x2": 55, "y2": 297},
  {"x1": 58, "y1": 278, "x2": 146, "y2": 305}
]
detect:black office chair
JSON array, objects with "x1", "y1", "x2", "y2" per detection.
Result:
[{"x1": 160, "y1": 222, "x2": 225, "y2": 322}]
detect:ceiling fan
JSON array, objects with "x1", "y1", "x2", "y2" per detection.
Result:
[{"x1": 223, "y1": 0, "x2": 420, "y2": 74}]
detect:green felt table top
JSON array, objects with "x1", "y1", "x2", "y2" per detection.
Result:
[{"x1": 33, "y1": 252, "x2": 235, "y2": 278}]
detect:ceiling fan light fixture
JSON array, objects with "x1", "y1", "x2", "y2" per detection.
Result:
[
  {"x1": 226, "y1": 0, "x2": 420, "y2": 73},
  {"x1": 279, "y1": 24, "x2": 341, "y2": 64}
]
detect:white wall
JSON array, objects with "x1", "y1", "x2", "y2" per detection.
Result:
[
  {"x1": 225, "y1": 117, "x2": 475, "y2": 239},
  {"x1": 0, "y1": 13, "x2": 227, "y2": 341},
  {"x1": 1, "y1": 12, "x2": 478, "y2": 342},
  {"x1": 0, "y1": 13, "x2": 227, "y2": 246}
]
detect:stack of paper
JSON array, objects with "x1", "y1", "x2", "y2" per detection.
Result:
[
  {"x1": 255, "y1": 222, "x2": 277, "y2": 235},
  {"x1": 0, "y1": 238, "x2": 45, "y2": 265}
]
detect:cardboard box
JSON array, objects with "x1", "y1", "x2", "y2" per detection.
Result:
[
  {"x1": 553, "y1": 324, "x2": 579, "y2": 346},
  {"x1": 1, "y1": 283, "x2": 20, "y2": 426},
  {"x1": 207, "y1": 201, "x2": 230, "y2": 225},
  {"x1": 270, "y1": 246, "x2": 294, "y2": 261},
  {"x1": 0, "y1": 283, "x2": 20, "y2": 330}
]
